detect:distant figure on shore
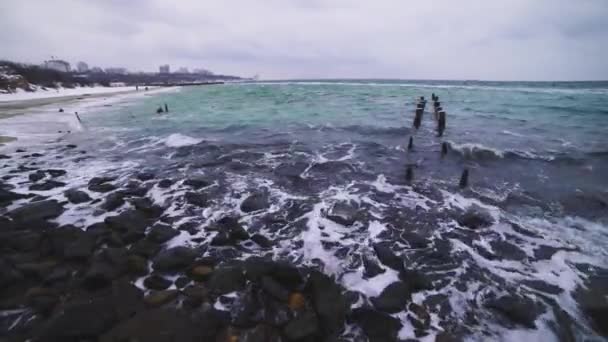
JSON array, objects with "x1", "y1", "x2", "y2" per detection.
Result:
[
  {"x1": 156, "y1": 106, "x2": 164, "y2": 114},
  {"x1": 58, "y1": 108, "x2": 64, "y2": 113},
  {"x1": 136, "y1": 85, "x2": 139, "y2": 91},
  {"x1": 164, "y1": 103, "x2": 169, "y2": 113}
]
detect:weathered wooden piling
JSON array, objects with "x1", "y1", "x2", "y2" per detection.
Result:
[
  {"x1": 164, "y1": 103, "x2": 169, "y2": 113},
  {"x1": 406, "y1": 166, "x2": 414, "y2": 182},
  {"x1": 413, "y1": 108, "x2": 423, "y2": 129},
  {"x1": 408, "y1": 136, "x2": 413, "y2": 150},
  {"x1": 437, "y1": 111, "x2": 446, "y2": 136},
  {"x1": 74, "y1": 112, "x2": 82, "y2": 123},
  {"x1": 459, "y1": 168, "x2": 469, "y2": 188},
  {"x1": 441, "y1": 142, "x2": 448, "y2": 156}
]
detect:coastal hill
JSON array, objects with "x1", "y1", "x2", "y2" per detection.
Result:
[{"x1": 0, "y1": 60, "x2": 242, "y2": 93}]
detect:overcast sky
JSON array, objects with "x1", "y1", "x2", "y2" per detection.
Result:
[{"x1": 1, "y1": 0, "x2": 607, "y2": 80}]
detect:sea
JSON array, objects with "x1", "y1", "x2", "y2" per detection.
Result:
[{"x1": 1, "y1": 80, "x2": 607, "y2": 341}]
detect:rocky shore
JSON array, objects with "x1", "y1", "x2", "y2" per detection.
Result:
[{"x1": 1, "y1": 144, "x2": 607, "y2": 342}]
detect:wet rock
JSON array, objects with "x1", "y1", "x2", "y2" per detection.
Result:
[
  {"x1": 144, "y1": 290, "x2": 179, "y2": 307},
  {"x1": 0, "y1": 188, "x2": 26, "y2": 205},
  {"x1": 350, "y1": 307, "x2": 402, "y2": 342},
  {"x1": 283, "y1": 311, "x2": 319, "y2": 340},
  {"x1": 307, "y1": 271, "x2": 347, "y2": 335},
  {"x1": 533, "y1": 245, "x2": 560, "y2": 260},
  {"x1": 131, "y1": 197, "x2": 163, "y2": 217},
  {"x1": 158, "y1": 178, "x2": 174, "y2": 188},
  {"x1": 578, "y1": 273, "x2": 608, "y2": 337},
  {"x1": 241, "y1": 324, "x2": 283, "y2": 342},
  {"x1": 15, "y1": 260, "x2": 57, "y2": 279},
  {"x1": 241, "y1": 193, "x2": 269, "y2": 213},
  {"x1": 489, "y1": 240, "x2": 527, "y2": 261},
  {"x1": 182, "y1": 284, "x2": 209, "y2": 305},
  {"x1": 25, "y1": 287, "x2": 59, "y2": 315},
  {"x1": 363, "y1": 256, "x2": 386, "y2": 278},
  {"x1": 152, "y1": 246, "x2": 198, "y2": 272},
  {"x1": 371, "y1": 281, "x2": 412, "y2": 313},
  {"x1": 147, "y1": 223, "x2": 179, "y2": 243},
  {"x1": 101, "y1": 192, "x2": 125, "y2": 211},
  {"x1": 288, "y1": 292, "x2": 306, "y2": 311},
  {"x1": 64, "y1": 188, "x2": 91, "y2": 204},
  {"x1": 112, "y1": 280, "x2": 144, "y2": 320},
  {"x1": 187, "y1": 264, "x2": 214, "y2": 282},
  {"x1": 144, "y1": 274, "x2": 172, "y2": 290},
  {"x1": 373, "y1": 243, "x2": 404, "y2": 272},
  {"x1": 83, "y1": 261, "x2": 121, "y2": 290},
  {"x1": 29, "y1": 180, "x2": 66, "y2": 191},
  {"x1": 261, "y1": 276, "x2": 290, "y2": 301},
  {"x1": 102, "y1": 247, "x2": 128, "y2": 266},
  {"x1": 64, "y1": 233, "x2": 97, "y2": 260},
  {"x1": 136, "y1": 172, "x2": 155, "y2": 181},
  {"x1": 401, "y1": 231, "x2": 431, "y2": 249},
  {"x1": 486, "y1": 294, "x2": 544, "y2": 328},
  {"x1": 185, "y1": 191, "x2": 207, "y2": 207},
  {"x1": 7, "y1": 199, "x2": 64, "y2": 224},
  {"x1": 88, "y1": 177, "x2": 117, "y2": 193},
  {"x1": 400, "y1": 269, "x2": 433, "y2": 292},
  {"x1": 3, "y1": 230, "x2": 41, "y2": 252},
  {"x1": 100, "y1": 308, "x2": 206, "y2": 342},
  {"x1": 457, "y1": 205, "x2": 494, "y2": 229},
  {"x1": 183, "y1": 177, "x2": 210, "y2": 189},
  {"x1": 207, "y1": 266, "x2": 246, "y2": 295},
  {"x1": 105, "y1": 209, "x2": 150, "y2": 232},
  {"x1": 251, "y1": 234, "x2": 273, "y2": 248},
  {"x1": 38, "y1": 297, "x2": 116, "y2": 340},
  {"x1": 175, "y1": 276, "x2": 190, "y2": 289},
  {"x1": 210, "y1": 216, "x2": 250, "y2": 246},
  {"x1": 46, "y1": 169, "x2": 67, "y2": 178},
  {"x1": 522, "y1": 280, "x2": 563, "y2": 295},
  {"x1": 28, "y1": 170, "x2": 46, "y2": 182},
  {"x1": 129, "y1": 238, "x2": 160, "y2": 257},
  {"x1": 274, "y1": 162, "x2": 308, "y2": 178},
  {"x1": 120, "y1": 183, "x2": 149, "y2": 197},
  {"x1": 408, "y1": 302, "x2": 431, "y2": 333},
  {"x1": 127, "y1": 255, "x2": 148, "y2": 275},
  {"x1": 326, "y1": 201, "x2": 359, "y2": 226}
]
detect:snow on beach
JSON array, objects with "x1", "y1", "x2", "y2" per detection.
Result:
[{"x1": 0, "y1": 85, "x2": 138, "y2": 103}]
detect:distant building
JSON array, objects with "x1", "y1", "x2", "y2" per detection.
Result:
[
  {"x1": 105, "y1": 67, "x2": 128, "y2": 75},
  {"x1": 42, "y1": 59, "x2": 70, "y2": 72},
  {"x1": 193, "y1": 68, "x2": 212, "y2": 76},
  {"x1": 90, "y1": 67, "x2": 104, "y2": 73},
  {"x1": 159, "y1": 65, "x2": 170, "y2": 74},
  {"x1": 76, "y1": 61, "x2": 89, "y2": 73},
  {"x1": 176, "y1": 67, "x2": 189, "y2": 74}
]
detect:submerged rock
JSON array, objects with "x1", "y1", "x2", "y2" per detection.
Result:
[
  {"x1": 152, "y1": 246, "x2": 198, "y2": 272},
  {"x1": 283, "y1": 311, "x2": 319, "y2": 340},
  {"x1": 241, "y1": 193, "x2": 269, "y2": 213},
  {"x1": 7, "y1": 199, "x2": 64, "y2": 223},
  {"x1": 307, "y1": 271, "x2": 347, "y2": 335},
  {"x1": 64, "y1": 188, "x2": 92, "y2": 204},
  {"x1": 371, "y1": 281, "x2": 412, "y2": 313},
  {"x1": 147, "y1": 223, "x2": 179, "y2": 243},
  {"x1": 457, "y1": 205, "x2": 494, "y2": 229},
  {"x1": 485, "y1": 294, "x2": 544, "y2": 328},
  {"x1": 350, "y1": 307, "x2": 402, "y2": 342},
  {"x1": 29, "y1": 180, "x2": 66, "y2": 191},
  {"x1": 101, "y1": 192, "x2": 125, "y2": 211},
  {"x1": 326, "y1": 201, "x2": 360, "y2": 226},
  {"x1": 373, "y1": 243, "x2": 404, "y2": 272}
]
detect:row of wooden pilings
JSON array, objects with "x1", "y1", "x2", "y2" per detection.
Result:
[{"x1": 407, "y1": 93, "x2": 468, "y2": 188}]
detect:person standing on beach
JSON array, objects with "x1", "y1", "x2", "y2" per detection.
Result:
[{"x1": 164, "y1": 103, "x2": 169, "y2": 113}]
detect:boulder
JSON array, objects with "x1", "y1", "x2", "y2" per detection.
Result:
[
  {"x1": 46, "y1": 169, "x2": 67, "y2": 178},
  {"x1": 363, "y1": 256, "x2": 386, "y2": 278},
  {"x1": 101, "y1": 192, "x2": 125, "y2": 211},
  {"x1": 326, "y1": 201, "x2": 359, "y2": 226},
  {"x1": 373, "y1": 243, "x2": 404, "y2": 272},
  {"x1": 283, "y1": 311, "x2": 319, "y2": 340},
  {"x1": 130, "y1": 238, "x2": 161, "y2": 258},
  {"x1": 147, "y1": 223, "x2": 179, "y2": 243},
  {"x1": 457, "y1": 205, "x2": 494, "y2": 229},
  {"x1": 183, "y1": 177, "x2": 210, "y2": 189},
  {"x1": 0, "y1": 188, "x2": 26, "y2": 205},
  {"x1": 29, "y1": 180, "x2": 66, "y2": 191},
  {"x1": 207, "y1": 266, "x2": 246, "y2": 295},
  {"x1": 261, "y1": 276, "x2": 290, "y2": 302},
  {"x1": 136, "y1": 172, "x2": 155, "y2": 181},
  {"x1": 83, "y1": 261, "x2": 121, "y2": 290},
  {"x1": 371, "y1": 281, "x2": 412, "y2": 313},
  {"x1": 251, "y1": 234, "x2": 273, "y2": 248},
  {"x1": 38, "y1": 297, "x2": 117, "y2": 340},
  {"x1": 104, "y1": 209, "x2": 150, "y2": 232},
  {"x1": 152, "y1": 246, "x2": 198, "y2": 272},
  {"x1": 187, "y1": 264, "x2": 214, "y2": 282},
  {"x1": 7, "y1": 200, "x2": 64, "y2": 224},
  {"x1": 131, "y1": 197, "x2": 164, "y2": 217},
  {"x1": 240, "y1": 193, "x2": 269, "y2": 213},
  {"x1": 64, "y1": 189, "x2": 91, "y2": 204},
  {"x1": 184, "y1": 191, "x2": 207, "y2": 207},
  {"x1": 112, "y1": 280, "x2": 144, "y2": 320},
  {"x1": 28, "y1": 170, "x2": 46, "y2": 182},
  {"x1": 274, "y1": 162, "x2": 308, "y2": 178},
  {"x1": 158, "y1": 179, "x2": 174, "y2": 188},
  {"x1": 144, "y1": 274, "x2": 172, "y2": 290},
  {"x1": 350, "y1": 307, "x2": 403, "y2": 342},
  {"x1": 144, "y1": 290, "x2": 179, "y2": 307},
  {"x1": 485, "y1": 294, "x2": 544, "y2": 328},
  {"x1": 307, "y1": 271, "x2": 347, "y2": 335},
  {"x1": 88, "y1": 182, "x2": 116, "y2": 193},
  {"x1": 63, "y1": 233, "x2": 97, "y2": 260}
]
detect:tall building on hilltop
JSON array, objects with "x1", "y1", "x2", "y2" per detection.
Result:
[
  {"x1": 77, "y1": 61, "x2": 89, "y2": 73},
  {"x1": 159, "y1": 65, "x2": 170, "y2": 74},
  {"x1": 42, "y1": 59, "x2": 70, "y2": 72},
  {"x1": 176, "y1": 67, "x2": 189, "y2": 74}
]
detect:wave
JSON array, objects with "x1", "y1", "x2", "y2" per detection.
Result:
[
  {"x1": 448, "y1": 142, "x2": 505, "y2": 160},
  {"x1": 164, "y1": 133, "x2": 202, "y2": 147}
]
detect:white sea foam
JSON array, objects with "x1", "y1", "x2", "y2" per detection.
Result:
[{"x1": 164, "y1": 133, "x2": 202, "y2": 147}]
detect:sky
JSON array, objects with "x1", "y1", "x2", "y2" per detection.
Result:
[{"x1": 1, "y1": 0, "x2": 607, "y2": 80}]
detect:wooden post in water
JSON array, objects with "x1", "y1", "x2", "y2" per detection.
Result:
[
  {"x1": 437, "y1": 111, "x2": 446, "y2": 136},
  {"x1": 413, "y1": 108, "x2": 423, "y2": 129},
  {"x1": 408, "y1": 136, "x2": 413, "y2": 150},
  {"x1": 406, "y1": 166, "x2": 413, "y2": 182},
  {"x1": 441, "y1": 142, "x2": 448, "y2": 156},
  {"x1": 74, "y1": 112, "x2": 82, "y2": 123},
  {"x1": 459, "y1": 168, "x2": 469, "y2": 188}
]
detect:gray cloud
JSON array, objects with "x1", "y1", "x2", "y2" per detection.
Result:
[{"x1": 1, "y1": 0, "x2": 607, "y2": 80}]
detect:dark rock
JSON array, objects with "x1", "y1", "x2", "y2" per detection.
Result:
[
  {"x1": 64, "y1": 188, "x2": 91, "y2": 204},
  {"x1": 131, "y1": 197, "x2": 163, "y2": 217},
  {"x1": 0, "y1": 188, "x2": 26, "y2": 205},
  {"x1": 152, "y1": 246, "x2": 198, "y2": 272},
  {"x1": 187, "y1": 264, "x2": 214, "y2": 282},
  {"x1": 408, "y1": 302, "x2": 431, "y2": 332},
  {"x1": 274, "y1": 162, "x2": 308, "y2": 178},
  {"x1": 127, "y1": 255, "x2": 148, "y2": 275},
  {"x1": 105, "y1": 209, "x2": 150, "y2": 232},
  {"x1": 26, "y1": 287, "x2": 59, "y2": 315},
  {"x1": 88, "y1": 182, "x2": 116, "y2": 193},
  {"x1": 46, "y1": 169, "x2": 67, "y2": 178},
  {"x1": 185, "y1": 191, "x2": 207, "y2": 207},
  {"x1": 401, "y1": 231, "x2": 431, "y2": 249},
  {"x1": 578, "y1": 273, "x2": 608, "y2": 337},
  {"x1": 64, "y1": 233, "x2": 97, "y2": 260},
  {"x1": 326, "y1": 201, "x2": 359, "y2": 226},
  {"x1": 101, "y1": 192, "x2": 125, "y2": 211},
  {"x1": 241, "y1": 193, "x2": 269, "y2": 213},
  {"x1": 241, "y1": 324, "x2": 283, "y2": 342},
  {"x1": 3, "y1": 231, "x2": 41, "y2": 252},
  {"x1": 350, "y1": 307, "x2": 402, "y2": 342},
  {"x1": 39, "y1": 297, "x2": 117, "y2": 340},
  {"x1": 148, "y1": 223, "x2": 179, "y2": 243},
  {"x1": 100, "y1": 308, "x2": 206, "y2": 342},
  {"x1": 490, "y1": 240, "x2": 527, "y2": 261},
  {"x1": 120, "y1": 184, "x2": 149, "y2": 197},
  {"x1": 283, "y1": 311, "x2": 319, "y2": 340},
  {"x1": 272, "y1": 262, "x2": 303, "y2": 290},
  {"x1": 210, "y1": 216, "x2": 250, "y2": 245},
  {"x1": 371, "y1": 281, "x2": 412, "y2": 313},
  {"x1": 158, "y1": 179, "x2": 173, "y2": 188},
  {"x1": 243, "y1": 256, "x2": 276, "y2": 281},
  {"x1": 112, "y1": 280, "x2": 144, "y2": 320},
  {"x1": 373, "y1": 243, "x2": 404, "y2": 272},
  {"x1": 183, "y1": 177, "x2": 210, "y2": 189},
  {"x1": 28, "y1": 170, "x2": 46, "y2": 182},
  {"x1": 102, "y1": 247, "x2": 128, "y2": 266},
  {"x1": 251, "y1": 234, "x2": 273, "y2": 248},
  {"x1": 261, "y1": 276, "x2": 290, "y2": 301},
  {"x1": 175, "y1": 276, "x2": 190, "y2": 289},
  {"x1": 400, "y1": 269, "x2": 433, "y2": 292},
  {"x1": 486, "y1": 294, "x2": 544, "y2": 328},
  {"x1": 363, "y1": 256, "x2": 386, "y2": 278},
  {"x1": 144, "y1": 274, "x2": 172, "y2": 290},
  {"x1": 83, "y1": 261, "x2": 121, "y2": 290},
  {"x1": 136, "y1": 172, "x2": 155, "y2": 181},
  {"x1": 144, "y1": 290, "x2": 179, "y2": 307},
  {"x1": 457, "y1": 205, "x2": 494, "y2": 229},
  {"x1": 7, "y1": 199, "x2": 64, "y2": 223},
  {"x1": 29, "y1": 180, "x2": 66, "y2": 191},
  {"x1": 307, "y1": 271, "x2": 347, "y2": 335},
  {"x1": 533, "y1": 245, "x2": 560, "y2": 260},
  {"x1": 89, "y1": 176, "x2": 116, "y2": 186},
  {"x1": 207, "y1": 266, "x2": 246, "y2": 295},
  {"x1": 15, "y1": 260, "x2": 57, "y2": 279},
  {"x1": 522, "y1": 280, "x2": 563, "y2": 295}
]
